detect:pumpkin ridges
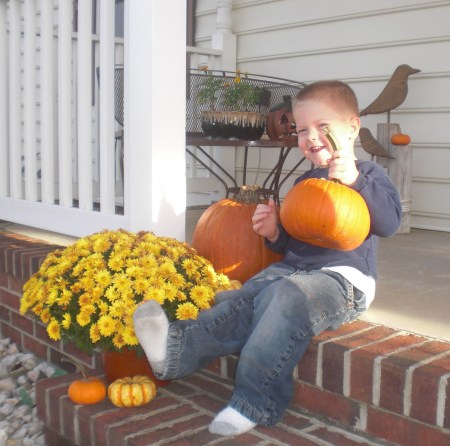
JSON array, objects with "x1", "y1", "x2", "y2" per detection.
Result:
[
  {"x1": 192, "y1": 187, "x2": 283, "y2": 283},
  {"x1": 280, "y1": 178, "x2": 370, "y2": 251},
  {"x1": 108, "y1": 375, "x2": 157, "y2": 408}
]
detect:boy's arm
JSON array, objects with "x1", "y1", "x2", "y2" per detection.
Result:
[{"x1": 351, "y1": 162, "x2": 402, "y2": 237}]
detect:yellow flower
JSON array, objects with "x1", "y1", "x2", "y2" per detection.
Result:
[
  {"x1": 93, "y1": 236, "x2": 111, "y2": 253},
  {"x1": 62, "y1": 313, "x2": 71, "y2": 329},
  {"x1": 112, "y1": 332, "x2": 126, "y2": 349},
  {"x1": 144, "y1": 287, "x2": 165, "y2": 305},
  {"x1": 59, "y1": 289, "x2": 72, "y2": 306},
  {"x1": 113, "y1": 273, "x2": 133, "y2": 293},
  {"x1": 98, "y1": 315, "x2": 116, "y2": 336},
  {"x1": 108, "y1": 253, "x2": 124, "y2": 272},
  {"x1": 190, "y1": 285, "x2": 214, "y2": 310},
  {"x1": 47, "y1": 319, "x2": 61, "y2": 341},
  {"x1": 89, "y1": 324, "x2": 101, "y2": 343},
  {"x1": 40, "y1": 308, "x2": 51, "y2": 324},
  {"x1": 95, "y1": 269, "x2": 112, "y2": 288},
  {"x1": 176, "y1": 302, "x2": 199, "y2": 320},
  {"x1": 133, "y1": 277, "x2": 151, "y2": 294},
  {"x1": 76, "y1": 311, "x2": 91, "y2": 327}
]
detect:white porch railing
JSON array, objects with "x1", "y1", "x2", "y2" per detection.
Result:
[{"x1": 0, "y1": 0, "x2": 223, "y2": 240}]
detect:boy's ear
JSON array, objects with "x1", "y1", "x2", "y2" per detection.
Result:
[{"x1": 349, "y1": 116, "x2": 361, "y2": 140}]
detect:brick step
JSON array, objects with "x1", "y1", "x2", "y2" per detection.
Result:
[
  {"x1": 1, "y1": 231, "x2": 450, "y2": 445},
  {"x1": 36, "y1": 369, "x2": 396, "y2": 446}
]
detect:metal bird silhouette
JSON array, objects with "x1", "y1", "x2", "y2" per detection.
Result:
[
  {"x1": 359, "y1": 64, "x2": 420, "y2": 123},
  {"x1": 358, "y1": 127, "x2": 394, "y2": 159}
]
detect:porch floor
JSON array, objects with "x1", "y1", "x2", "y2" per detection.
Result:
[
  {"x1": 186, "y1": 208, "x2": 450, "y2": 343},
  {"x1": 2, "y1": 210, "x2": 449, "y2": 342}
]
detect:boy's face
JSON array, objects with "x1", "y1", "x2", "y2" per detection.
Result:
[{"x1": 293, "y1": 99, "x2": 360, "y2": 167}]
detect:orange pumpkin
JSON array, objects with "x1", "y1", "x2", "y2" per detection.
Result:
[
  {"x1": 391, "y1": 133, "x2": 410, "y2": 146},
  {"x1": 63, "y1": 358, "x2": 107, "y2": 405},
  {"x1": 108, "y1": 375, "x2": 157, "y2": 408},
  {"x1": 192, "y1": 186, "x2": 283, "y2": 283},
  {"x1": 68, "y1": 376, "x2": 107, "y2": 405},
  {"x1": 280, "y1": 178, "x2": 371, "y2": 251}
]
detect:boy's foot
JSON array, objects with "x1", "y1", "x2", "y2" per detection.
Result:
[
  {"x1": 132, "y1": 300, "x2": 169, "y2": 374},
  {"x1": 208, "y1": 407, "x2": 257, "y2": 436}
]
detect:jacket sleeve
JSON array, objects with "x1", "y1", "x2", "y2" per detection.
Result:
[
  {"x1": 351, "y1": 162, "x2": 402, "y2": 237},
  {"x1": 265, "y1": 224, "x2": 291, "y2": 254}
]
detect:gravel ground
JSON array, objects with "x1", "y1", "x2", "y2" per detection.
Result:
[{"x1": 0, "y1": 337, "x2": 61, "y2": 446}]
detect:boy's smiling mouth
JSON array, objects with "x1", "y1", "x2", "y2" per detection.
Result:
[{"x1": 310, "y1": 145, "x2": 326, "y2": 154}]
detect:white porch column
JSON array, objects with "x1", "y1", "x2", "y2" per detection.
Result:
[
  {"x1": 212, "y1": 0, "x2": 236, "y2": 71},
  {"x1": 124, "y1": 1, "x2": 187, "y2": 240}
]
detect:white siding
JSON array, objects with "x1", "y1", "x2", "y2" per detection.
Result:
[{"x1": 195, "y1": 0, "x2": 450, "y2": 232}]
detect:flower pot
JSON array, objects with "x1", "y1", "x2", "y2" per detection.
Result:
[
  {"x1": 102, "y1": 348, "x2": 170, "y2": 387},
  {"x1": 201, "y1": 111, "x2": 265, "y2": 140}
]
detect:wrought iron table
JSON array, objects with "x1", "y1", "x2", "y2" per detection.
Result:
[{"x1": 186, "y1": 134, "x2": 307, "y2": 204}]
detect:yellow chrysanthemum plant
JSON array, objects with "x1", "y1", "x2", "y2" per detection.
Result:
[{"x1": 20, "y1": 229, "x2": 235, "y2": 355}]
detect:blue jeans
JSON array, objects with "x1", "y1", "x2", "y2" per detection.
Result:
[{"x1": 156, "y1": 262, "x2": 367, "y2": 426}]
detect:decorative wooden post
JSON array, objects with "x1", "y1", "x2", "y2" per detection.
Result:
[
  {"x1": 377, "y1": 123, "x2": 412, "y2": 234},
  {"x1": 212, "y1": 0, "x2": 237, "y2": 72}
]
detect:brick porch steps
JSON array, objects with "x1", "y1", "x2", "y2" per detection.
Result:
[
  {"x1": 1, "y1": 231, "x2": 450, "y2": 446},
  {"x1": 36, "y1": 369, "x2": 396, "y2": 446}
]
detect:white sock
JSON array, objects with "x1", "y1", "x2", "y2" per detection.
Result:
[
  {"x1": 132, "y1": 300, "x2": 169, "y2": 374},
  {"x1": 208, "y1": 407, "x2": 257, "y2": 437}
]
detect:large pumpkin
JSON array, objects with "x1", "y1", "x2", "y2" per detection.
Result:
[
  {"x1": 192, "y1": 186, "x2": 283, "y2": 283},
  {"x1": 280, "y1": 178, "x2": 370, "y2": 251},
  {"x1": 108, "y1": 375, "x2": 157, "y2": 408}
]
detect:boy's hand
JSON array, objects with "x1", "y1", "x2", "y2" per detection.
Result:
[
  {"x1": 328, "y1": 150, "x2": 359, "y2": 186},
  {"x1": 252, "y1": 199, "x2": 279, "y2": 242}
]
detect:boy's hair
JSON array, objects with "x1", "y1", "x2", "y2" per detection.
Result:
[{"x1": 293, "y1": 80, "x2": 360, "y2": 117}]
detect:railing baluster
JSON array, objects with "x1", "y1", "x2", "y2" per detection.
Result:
[
  {"x1": 8, "y1": 0, "x2": 22, "y2": 199},
  {"x1": 0, "y1": 1, "x2": 7, "y2": 197},
  {"x1": 98, "y1": 0, "x2": 116, "y2": 214},
  {"x1": 77, "y1": 0, "x2": 93, "y2": 210},
  {"x1": 57, "y1": 0, "x2": 73, "y2": 207},
  {"x1": 40, "y1": 0, "x2": 55, "y2": 204},
  {"x1": 24, "y1": 0, "x2": 37, "y2": 201}
]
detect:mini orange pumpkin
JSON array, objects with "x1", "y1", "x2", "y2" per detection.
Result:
[
  {"x1": 192, "y1": 186, "x2": 283, "y2": 283},
  {"x1": 391, "y1": 133, "x2": 411, "y2": 145},
  {"x1": 108, "y1": 375, "x2": 157, "y2": 408},
  {"x1": 63, "y1": 358, "x2": 107, "y2": 405}
]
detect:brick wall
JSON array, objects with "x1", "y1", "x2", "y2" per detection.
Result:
[
  {"x1": 1, "y1": 231, "x2": 449, "y2": 446},
  {"x1": 0, "y1": 232, "x2": 102, "y2": 372}
]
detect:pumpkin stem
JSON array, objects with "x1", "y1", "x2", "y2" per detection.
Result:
[
  {"x1": 61, "y1": 357, "x2": 88, "y2": 380},
  {"x1": 324, "y1": 126, "x2": 340, "y2": 151},
  {"x1": 235, "y1": 185, "x2": 265, "y2": 204},
  {"x1": 324, "y1": 127, "x2": 342, "y2": 184}
]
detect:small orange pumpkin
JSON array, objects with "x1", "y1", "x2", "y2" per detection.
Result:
[
  {"x1": 192, "y1": 186, "x2": 283, "y2": 283},
  {"x1": 108, "y1": 375, "x2": 157, "y2": 408},
  {"x1": 63, "y1": 358, "x2": 107, "y2": 405},
  {"x1": 280, "y1": 178, "x2": 371, "y2": 251},
  {"x1": 391, "y1": 133, "x2": 410, "y2": 146}
]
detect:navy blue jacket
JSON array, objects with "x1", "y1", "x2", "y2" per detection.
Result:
[{"x1": 268, "y1": 160, "x2": 402, "y2": 278}]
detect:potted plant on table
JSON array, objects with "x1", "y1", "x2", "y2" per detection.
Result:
[
  {"x1": 20, "y1": 229, "x2": 234, "y2": 383},
  {"x1": 197, "y1": 69, "x2": 267, "y2": 140}
]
